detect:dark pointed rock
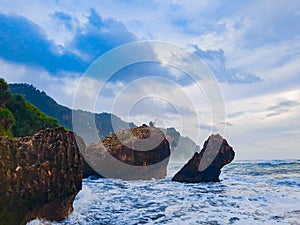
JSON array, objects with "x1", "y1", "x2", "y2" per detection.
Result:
[
  {"x1": 0, "y1": 127, "x2": 84, "y2": 225},
  {"x1": 172, "y1": 134, "x2": 234, "y2": 183}
]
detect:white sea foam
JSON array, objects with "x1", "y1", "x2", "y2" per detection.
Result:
[{"x1": 28, "y1": 161, "x2": 300, "y2": 224}]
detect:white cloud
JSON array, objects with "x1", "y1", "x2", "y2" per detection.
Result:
[
  {"x1": 0, "y1": 59, "x2": 81, "y2": 108},
  {"x1": 91, "y1": 75, "x2": 215, "y2": 143},
  {"x1": 224, "y1": 89, "x2": 300, "y2": 159}
]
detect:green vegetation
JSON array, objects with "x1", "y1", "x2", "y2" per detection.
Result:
[
  {"x1": 0, "y1": 78, "x2": 59, "y2": 137},
  {"x1": 0, "y1": 107, "x2": 15, "y2": 136},
  {"x1": 9, "y1": 83, "x2": 73, "y2": 129},
  {"x1": 9, "y1": 83, "x2": 136, "y2": 142}
]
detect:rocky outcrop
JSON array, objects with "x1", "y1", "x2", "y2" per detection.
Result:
[
  {"x1": 82, "y1": 125, "x2": 171, "y2": 180},
  {"x1": 0, "y1": 127, "x2": 84, "y2": 225},
  {"x1": 172, "y1": 134, "x2": 234, "y2": 183}
]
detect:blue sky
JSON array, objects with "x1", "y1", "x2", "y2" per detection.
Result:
[{"x1": 0, "y1": 0, "x2": 299, "y2": 160}]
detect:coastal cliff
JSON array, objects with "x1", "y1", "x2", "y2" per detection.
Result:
[
  {"x1": 82, "y1": 125, "x2": 171, "y2": 180},
  {"x1": 172, "y1": 134, "x2": 234, "y2": 183},
  {"x1": 0, "y1": 127, "x2": 84, "y2": 225}
]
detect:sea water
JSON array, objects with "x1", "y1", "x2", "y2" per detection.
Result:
[{"x1": 28, "y1": 160, "x2": 300, "y2": 224}]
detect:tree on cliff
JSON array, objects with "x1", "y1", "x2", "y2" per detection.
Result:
[
  {"x1": 0, "y1": 77, "x2": 59, "y2": 137},
  {"x1": 0, "y1": 107, "x2": 15, "y2": 136},
  {"x1": 0, "y1": 78, "x2": 10, "y2": 106}
]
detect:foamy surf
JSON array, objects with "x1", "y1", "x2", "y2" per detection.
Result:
[{"x1": 28, "y1": 160, "x2": 300, "y2": 224}]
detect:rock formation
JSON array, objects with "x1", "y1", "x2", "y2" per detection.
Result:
[
  {"x1": 0, "y1": 127, "x2": 84, "y2": 225},
  {"x1": 82, "y1": 125, "x2": 171, "y2": 180},
  {"x1": 172, "y1": 134, "x2": 234, "y2": 183}
]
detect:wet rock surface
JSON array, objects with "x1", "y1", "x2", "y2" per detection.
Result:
[
  {"x1": 0, "y1": 127, "x2": 84, "y2": 225},
  {"x1": 82, "y1": 125, "x2": 171, "y2": 180},
  {"x1": 172, "y1": 134, "x2": 235, "y2": 183}
]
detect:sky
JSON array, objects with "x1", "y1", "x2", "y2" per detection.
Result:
[{"x1": 0, "y1": 0, "x2": 299, "y2": 160}]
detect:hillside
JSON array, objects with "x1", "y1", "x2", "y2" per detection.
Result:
[
  {"x1": 9, "y1": 83, "x2": 199, "y2": 160},
  {"x1": 0, "y1": 78, "x2": 59, "y2": 137},
  {"x1": 9, "y1": 83, "x2": 135, "y2": 143},
  {"x1": 164, "y1": 127, "x2": 200, "y2": 161}
]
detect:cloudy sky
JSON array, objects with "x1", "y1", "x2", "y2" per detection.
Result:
[{"x1": 0, "y1": 0, "x2": 299, "y2": 160}]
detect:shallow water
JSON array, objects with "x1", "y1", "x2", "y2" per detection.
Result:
[{"x1": 28, "y1": 160, "x2": 300, "y2": 224}]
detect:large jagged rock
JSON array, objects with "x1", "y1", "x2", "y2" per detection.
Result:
[
  {"x1": 82, "y1": 125, "x2": 171, "y2": 180},
  {"x1": 172, "y1": 134, "x2": 234, "y2": 183},
  {"x1": 0, "y1": 127, "x2": 84, "y2": 225}
]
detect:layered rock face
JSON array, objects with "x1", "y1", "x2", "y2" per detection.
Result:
[
  {"x1": 172, "y1": 134, "x2": 234, "y2": 183},
  {"x1": 82, "y1": 125, "x2": 171, "y2": 180},
  {"x1": 0, "y1": 127, "x2": 84, "y2": 225}
]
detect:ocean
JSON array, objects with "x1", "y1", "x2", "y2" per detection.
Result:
[{"x1": 28, "y1": 160, "x2": 300, "y2": 225}]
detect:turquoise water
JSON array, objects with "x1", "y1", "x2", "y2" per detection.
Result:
[{"x1": 28, "y1": 160, "x2": 300, "y2": 224}]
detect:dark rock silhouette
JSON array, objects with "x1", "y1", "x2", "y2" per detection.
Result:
[
  {"x1": 82, "y1": 125, "x2": 171, "y2": 180},
  {"x1": 0, "y1": 127, "x2": 84, "y2": 225},
  {"x1": 172, "y1": 134, "x2": 234, "y2": 183}
]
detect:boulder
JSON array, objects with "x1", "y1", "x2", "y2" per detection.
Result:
[
  {"x1": 172, "y1": 134, "x2": 234, "y2": 183},
  {"x1": 82, "y1": 125, "x2": 171, "y2": 180},
  {"x1": 0, "y1": 127, "x2": 84, "y2": 225}
]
